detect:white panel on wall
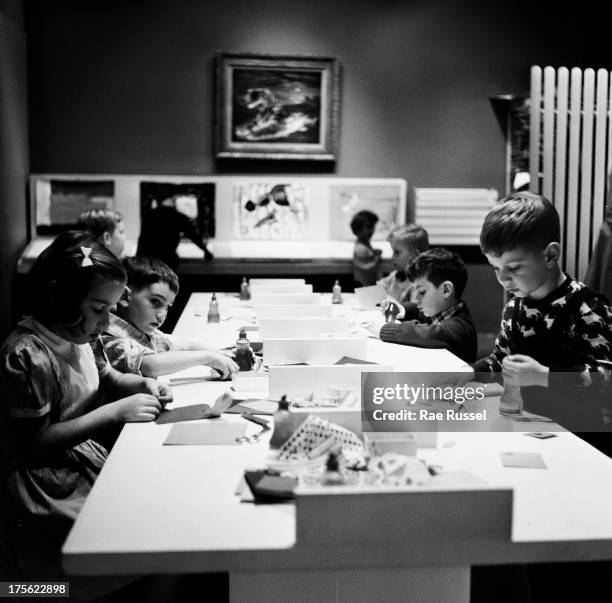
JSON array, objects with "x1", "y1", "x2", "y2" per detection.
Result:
[{"x1": 414, "y1": 188, "x2": 498, "y2": 245}]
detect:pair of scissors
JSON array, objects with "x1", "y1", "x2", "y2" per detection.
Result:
[{"x1": 236, "y1": 412, "x2": 271, "y2": 444}]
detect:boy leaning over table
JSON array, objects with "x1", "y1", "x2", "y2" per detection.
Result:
[
  {"x1": 367, "y1": 247, "x2": 477, "y2": 364},
  {"x1": 101, "y1": 256, "x2": 238, "y2": 379},
  {"x1": 459, "y1": 191, "x2": 612, "y2": 435}
]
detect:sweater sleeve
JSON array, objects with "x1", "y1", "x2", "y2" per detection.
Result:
[
  {"x1": 471, "y1": 298, "x2": 516, "y2": 380},
  {"x1": 379, "y1": 315, "x2": 476, "y2": 363},
  {"x1": 548, "y1": 295, "x2": 612, "y2": 392}
]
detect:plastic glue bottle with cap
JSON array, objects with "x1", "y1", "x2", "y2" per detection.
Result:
[
  {"x1": 207, "y1": 293, "x2": 220, "y2": 323},
  {"x1": 240, "y1": 277, "x2": 251, "y2": 301},
  {"x1": 235, "y1": 328, "x2": 255, "y2": 371},
  {"x1": 322, "y1": 445, "x2": 345, "y2": 485},
  {"x1": 332, "y1": 279, "x2": 343, "y2": 304},
  {"x1": 269, "y1": 395, "x2": 294, "y2": 450}
]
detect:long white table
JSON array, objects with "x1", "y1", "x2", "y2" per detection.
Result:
[{"x1": 62, "y1": 293, "x2": 612, "y2": 602}]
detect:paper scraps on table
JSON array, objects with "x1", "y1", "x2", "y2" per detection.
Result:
[
  {"x1": 499, "y1": 451, "x2": 547, "y2": 469},
  {"x1": 156, "y1": 404, "x2": 212, "y2": 424},
  {"x1": 163, "y1": 422, "x2": 247, "y2": 446}
]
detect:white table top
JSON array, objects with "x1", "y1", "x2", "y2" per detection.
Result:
[{"x1": 62, "y1": 292, "x2": 612, "y2": 575}]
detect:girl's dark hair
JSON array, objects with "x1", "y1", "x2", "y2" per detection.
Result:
[
  {"x1": 28, "y1": 231, "x2": 126, "y2": 325},
  {"x1": 123, "y1": 256, "x2": 180, "y2": 294}
]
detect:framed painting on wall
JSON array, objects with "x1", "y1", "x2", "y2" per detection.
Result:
[{"x1": 214, "y1": 52, "x2": 341, "y2": 161}]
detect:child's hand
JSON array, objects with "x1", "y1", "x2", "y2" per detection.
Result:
[
  {"x1": 141, "y1": 377, "x2": 174, "y2": 408},
  {"x1": 362, "y1": 318, "x2": 385, "y2": 337},
  {"x1": 205, "y1": 352, "x2": 239, "y2": 379},
  {"x1": 113, "y1": 394, "x2": 162, "y2": 422},
  {"x1": 502, "y1": 354, "x2": 549, "y2": 388},
  {"x1": 156, "y1": 382, "x2": 174, "y2": 408},
  {"x1": 381, "y1": 298, "x2": 405, "y2": 321}
]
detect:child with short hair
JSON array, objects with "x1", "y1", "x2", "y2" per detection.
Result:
[
  {"x1": 350, "y1": 209, "x2": 382, "y2": 286},
  {"x1": 102, "y1": 256, "x2": 238, "y2": 378},
  {"x1": 77, "y1": 208, "x2": 127, "y2": 258},
  {"x1": 468, "y1": 192, "x2": 612, "y2": 430},
  {"x1": 377, "y1": 223, "x2": 429, "y2": 304},
  {"x1": 371, "y1": 248, "x2": 477, "y2": 363},
  {"x1": 0, "y1": 231, "x2": 171, "y2": 580}
]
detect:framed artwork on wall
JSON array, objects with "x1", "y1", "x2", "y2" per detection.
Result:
[{"x1": 214, "y1": 52, "x2": 341, "y2": 161}]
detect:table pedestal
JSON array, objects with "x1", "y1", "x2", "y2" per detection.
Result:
[{"x1": 231, "y1": 566, "x2": 469, "y2": 603}]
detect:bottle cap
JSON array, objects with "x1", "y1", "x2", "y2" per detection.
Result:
[
  {"x1": 326, "y1": 448, "x2": 340, "y2": 471},
  {"x1": 211, "y1": 292, "x2": 217, "y2": 300},
  {"x1": 278, "y1": 395, "x2": 289, "y2": 410},
  {"x1": 238, "y1": 328, "x2": 247, "y2": 339}
]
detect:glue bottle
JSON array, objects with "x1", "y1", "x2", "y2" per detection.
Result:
[
  {"x1": 207, "y1": 292, "x2": 220, "y2": 323},
  {"x1": 240, "y1": 277, "x2": 251, "y2": 301},
  {"x1": 499, "y1": 381, "x2": 524, "y2": 416},
  {"x1": 322, "y1": 446, "x2": 345, "y2": 485},
  {"x1": 269, "y1": 395, "x2": 294, "y2": 450},
  {"x1": 332, "y1": 279, "x2": 343, "y2": 304},
  {"x1": 235, "y1": 328, "x2": 255, "y2": 371}
]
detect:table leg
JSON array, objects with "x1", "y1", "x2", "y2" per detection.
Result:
[{"x1": 231, "y1": 566, "x2": 469, "y2": 603}]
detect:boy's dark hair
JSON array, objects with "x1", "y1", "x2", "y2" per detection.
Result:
[
  {"x1": 388, "y1": 223, "x2": 429, "y2": 253},
  {"x1": 350, "y1": 210, "x2": 378, "y2": 236},
  {"x1": 124, "y1": 256, "x2": 180, "y2": 294},
  {"x1": 480, "y1": 192, "x2": 560, "y2": 255},
  {"x1": 29, "y1": 230, "x2": 126, "y2": 325},
  {"x1": 77, "y1": 209, "x2": 123, "y2": 237},
  {"x1": 407, "y1": 247, "x2": 468, "y2": 298}
]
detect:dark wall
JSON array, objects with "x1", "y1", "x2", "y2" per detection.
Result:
[
  {"x1": 0, "y1": 0, "x2": 29, "y2": 341},
  {"x1": 25, "y1": 0, "x2": 610, "y2": 191}
]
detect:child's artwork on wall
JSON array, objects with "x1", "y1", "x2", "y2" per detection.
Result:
[
  {"x1": 35, "y1": 179, "x2": 115, "y2": 235},
  {"x1": 140, "y1": 182, "x2": 216, "y2": 239},
  {"x1": 329, "y1": 184, "x2": 403, "y2": 241},
  {"x1": 233, "y1": 182, "x2": 308, "y2": 239}
]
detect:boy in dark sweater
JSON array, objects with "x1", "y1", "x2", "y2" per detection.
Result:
[
  {"x1": 374, "y1": 247, "x2": 477, "y2": 363},
  {"x1": 467, "y1": 192, "x2": 612, "y2": 431}
]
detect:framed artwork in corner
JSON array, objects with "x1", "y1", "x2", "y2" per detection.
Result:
[{"x1": 214, "y1": 52, "x2": 341, "y2": 161}]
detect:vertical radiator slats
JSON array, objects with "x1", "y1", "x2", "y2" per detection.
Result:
[{"x1": 531, "y1": 65, "x2": 609, "y2": 280}]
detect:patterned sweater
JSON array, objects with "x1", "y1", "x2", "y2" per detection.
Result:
[{"x1": 472, "y1": 276, "x2": 612, "y2": 429}]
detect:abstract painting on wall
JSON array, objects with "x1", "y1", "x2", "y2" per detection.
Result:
[
  {"x1": 35, "y1": 180, "x2": 115, "y2": 235},
  {"x1": 233, "y1": 182, "x2": 308, "y2": 239},
  {"x1": 140, "y1": 182, "x2": 216, "y2": 240},
  {"x1": 328, "y1": 184, "x2": 404, "y2": 240}
]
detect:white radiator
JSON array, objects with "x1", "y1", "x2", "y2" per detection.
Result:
[
  {"x1": 530, "y1": 65, "x2": 609, "y2": 279},
  {"x1": 414, "y1": 188, "x2": 498, "y2": 246}
]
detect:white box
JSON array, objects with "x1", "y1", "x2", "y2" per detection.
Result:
[
  {"x1": 254, "y1": 305, "x2": 334, "y2": 319},
  {"x1": 258, "y1": 318, "x2": 348, "y2": 339},
  {"x1": 264, "y1": 338, "x2": 368, "y2": 366},
  {"x1": 250, "y1": 293, "x2": 321, "y2": 305}
]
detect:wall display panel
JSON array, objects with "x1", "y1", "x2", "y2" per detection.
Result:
[
  {"x1": 329, "y1": 183, "x2": 403, "y2": 241},
  {"x1": 35, "y1": 179, "x2": 115, "y2": 235},
  {"x1": 140, "y1": 181, "x2": 216, "y2": 240},
  {"x1": 232, "y1": 182, "x2": 308, "y2": 239}
]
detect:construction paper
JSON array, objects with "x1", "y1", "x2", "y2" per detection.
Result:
[
  {"x1": 163, "y1": 423, "x2": 246, "y2": 445},
  {"x1": 156, "y1": 404, "x2": 211, "y2": 424},
  {"x1": 499, "y1": 451, "x2": 547, "y2": 469}
]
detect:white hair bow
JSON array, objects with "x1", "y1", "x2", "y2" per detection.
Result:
[{"x1": 80, "y1": 246, "x2": 93, "y2": 267}]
